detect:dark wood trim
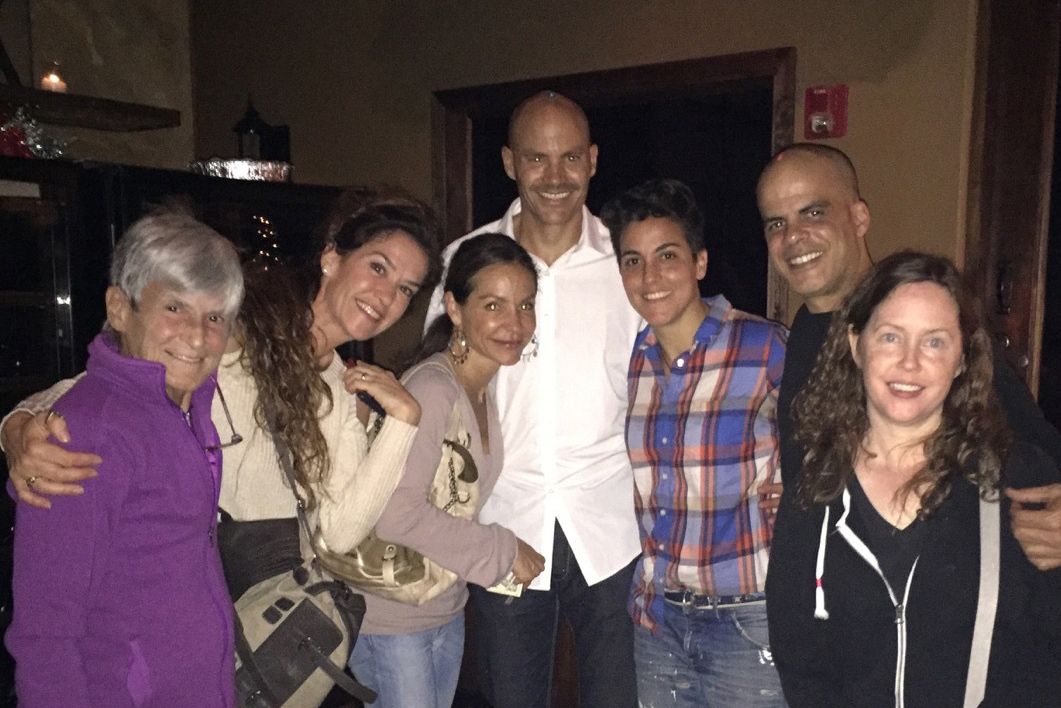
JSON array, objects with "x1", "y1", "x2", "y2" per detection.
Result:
[
  {"x1": 768, "y1": 50, "x2": 797, "y2": 321},
  {"x1": 429, "y1": 95, "x2": 472, "y2": 239},
  {"x1": 963, "y1": 0, "x2": 1060, "y2": 393},
  {"x1": 431, "y1": 47, "x2": 797, "y2": 322},
  {"x1": 0, "y1": 85, "x2": 181, "y2": 131}
]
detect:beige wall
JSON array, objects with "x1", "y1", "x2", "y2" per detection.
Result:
[
  {"x1": 25, "y1": 0, "x2": 194, "y2": 168},
  {"x1": 192, "y1": 0, "x2": 979, "y2": 360}
]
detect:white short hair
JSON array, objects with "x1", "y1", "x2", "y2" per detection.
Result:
[{"x1": 110, "y1": 211, "x2": 244, "y2": 319}]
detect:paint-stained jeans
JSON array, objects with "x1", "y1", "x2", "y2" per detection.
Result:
[{"x1": 634, "y1": 600, "x2": 787, "y2": 707}]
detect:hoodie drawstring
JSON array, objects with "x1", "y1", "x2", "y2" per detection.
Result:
[{"x1": 814, "y1": 504, "x2": 831, "y2": 620}]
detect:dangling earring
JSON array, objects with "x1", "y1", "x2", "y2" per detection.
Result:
[
  {"x1": 521, "y1": 334, "x2": 539, "y2": 362},
  {"x1": 448, "y1": 327, "x2": 469, "y2": 365}
]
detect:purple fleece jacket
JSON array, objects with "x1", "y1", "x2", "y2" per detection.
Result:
[{"x1": 5, "y1": 334, "x2": 235, "y2": 707}]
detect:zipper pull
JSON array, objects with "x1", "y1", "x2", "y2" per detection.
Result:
[{"x1": 894, "y1": 603, "x2": 904, "y2": 625}]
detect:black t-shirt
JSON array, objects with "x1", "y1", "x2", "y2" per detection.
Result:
[
  {"x1": 777, "y1": 306, "x2": 834, "y2": 487},
  {"x1": 849, "y1": 474, "x2": 927, "y2": 597}
]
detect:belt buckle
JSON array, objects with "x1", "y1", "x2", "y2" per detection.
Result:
[
  {"x1": 675, "y1": 589, "x2": 716, "y2": 609},
  {"x1": 697, "y1": 593, "x2": 721, "y2": 609}
]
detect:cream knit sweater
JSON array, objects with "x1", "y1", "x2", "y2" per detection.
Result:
[{"x1": 214, "y1": 350, "x2": 415, "y2": 552}]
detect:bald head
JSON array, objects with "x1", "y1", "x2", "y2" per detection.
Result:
[
  {"x1": 500, "y1": 91, "x2": 598, "y2": 243},
  {"x1": 756, "y1": 142, "x2": 872, "y2": 313},
  {"x1": 507, "y1": 91, "x2": 591, "y2": 149},
  {"x1": 757, "y1": 143, "x2": 861, "y2": 204}
]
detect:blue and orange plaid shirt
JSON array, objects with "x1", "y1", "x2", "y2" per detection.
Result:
[{"x1": 626, "y1": 295, "x2": 787, "y2": 632}]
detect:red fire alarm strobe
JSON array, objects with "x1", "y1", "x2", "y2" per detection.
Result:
[{"x1": 804, "y1": 84, "x2": 848, "y2": 139}]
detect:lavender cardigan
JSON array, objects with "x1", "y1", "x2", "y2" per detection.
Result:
[{"x1": 5, "y1": 334, "x2": 235, "y2": 707}]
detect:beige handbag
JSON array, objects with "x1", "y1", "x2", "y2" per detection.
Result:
[{"x1": 315, "y1": 361, "x2": 480, "y2": 606}]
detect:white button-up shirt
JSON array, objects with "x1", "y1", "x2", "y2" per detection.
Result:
[{"x1": 424, "y1": 199, "x2": 643, "y2": 589}]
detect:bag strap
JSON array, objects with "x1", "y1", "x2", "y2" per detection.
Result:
[
  {"x1": 443, "y1": 388, "x2": 466, "y2": 445},
  {"x1": 270, "y1": 434, "x2": 316, "y2": 558},
  {"x1": 298, "y1": 639, "x2": 378, "y2": 704},
  {"x1": 963, "y1": 494, "x2": 1000, "y2": 707},
  {"x1": 232, "y1": 612, "x2": 281, "y2": 707}
]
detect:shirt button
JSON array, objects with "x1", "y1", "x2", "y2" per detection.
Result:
[
  {"x1": 661, "y1": 437, "x2": 668, "y2": 444},
  {"x1": 660, "y1": 509, "x2": 667, "y2": 516},
  {"x1": 662, "y1": 473, "x2": 668, "y2": 480},
  {"x1": 675, "y1": 358, "x2": 685, "y2": 368}
]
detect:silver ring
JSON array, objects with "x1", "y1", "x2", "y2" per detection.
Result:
[
  {"x1": 26, "y1": 476, "x2": 38, "y2": 489},
  {"x1": 45, "y1": 409, "x2": 60, "y2": 424}
]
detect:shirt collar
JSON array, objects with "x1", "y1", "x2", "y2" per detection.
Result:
[
  {"x1": 634, "y1": 294, "x2": 734, "y2": 357},
  {"x1": 503, "y1": 198, "x2": 612, "y2": 258},
  {"x1": 691, "y1": 294, "x2": 733, "y2": 348}
]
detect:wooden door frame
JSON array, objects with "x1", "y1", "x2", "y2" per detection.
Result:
[
  {"x1": 964, "y1": 0, "x2": 1060, "y2": 394},
  {"x1": 431, "y1": 47, "x2": 797, "y2": 322}
]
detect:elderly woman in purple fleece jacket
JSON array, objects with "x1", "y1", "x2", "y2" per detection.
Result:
[{"x1": 5, "y1": 211, "x2": 244, "y2": 707}]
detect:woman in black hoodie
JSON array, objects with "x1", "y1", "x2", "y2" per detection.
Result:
[{"x1": 766, "y1": 251, "x2": 1061, "y2": 707}]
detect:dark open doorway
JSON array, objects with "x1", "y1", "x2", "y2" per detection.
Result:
[
  {"x1": 471, "y1": 83, "x2": 774, "y2": 316},
  {"x1": 431, "y1": 49, "x2": 795, "y2": 707},
  {"x1": 433, "y1": 48, "x2": 796, "y2": 324}
]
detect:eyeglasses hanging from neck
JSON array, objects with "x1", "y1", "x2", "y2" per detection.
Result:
[{"x1": 215, "y1": 383, "x2": 243, "y2": 449}]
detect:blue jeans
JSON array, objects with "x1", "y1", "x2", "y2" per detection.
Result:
[
  {"x1": 634, "y1": 600, "x2": 786, "y2": 707},
  {"x1": 346, "y1": 613, "x2": 464, "y2": 708},
  {"x1": 469, "y1": 522, "x2": 637, "y2": 708}
]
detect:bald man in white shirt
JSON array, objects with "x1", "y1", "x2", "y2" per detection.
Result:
[{"x1": 423, "y1": 91, "x2": 641, "y2": 708}]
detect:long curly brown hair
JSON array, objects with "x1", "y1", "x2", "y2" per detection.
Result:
[
  {"x1": 237, "y1": 259, "x2": 333, "y2": 509},
  {"x1": 234, "y1": 188, "x2": 442, "y2": 508},
  {"x1": 793, "y1": 251, "x2": 1010, "y2": 516}
]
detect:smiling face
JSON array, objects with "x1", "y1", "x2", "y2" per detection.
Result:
[
  {"x1": 850, "y1": 281, "x2": 964, "y2": 437},
  {"x1": 446, "y1": 262, "x2": 537, "y2": 372},
  {"x1": 618, "y1": 216, "x2": 707, "y2": 337},
  {"x1": 501, "y1": 98, "x2": 598, "y2": 234},
  {"x1": 107, "y1": 281, "x2": 231, "y2": 408},
  {"x1": 758, "y1": 152, "x2": 871, "y2": 313},
  {"x1": 314, "y1": 230, "x2": 429, "y2": 349}
]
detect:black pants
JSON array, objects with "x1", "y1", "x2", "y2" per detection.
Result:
[{"x1": 469, "y1": 522, "x2": 637, "y2": 707}]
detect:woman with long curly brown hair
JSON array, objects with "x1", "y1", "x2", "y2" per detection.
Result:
[
  {"x1": 765, "y1": 251, "x2": 1061, "y2": 707},
  {"x1": 193, "y1": 190, "x2": 442, "y2": 554}
]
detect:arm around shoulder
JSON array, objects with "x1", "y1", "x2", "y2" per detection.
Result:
[
  {"x1": 1004, "y1": 441, "x2": 1061, "y2": 572},
  {"x1": 2, "y1": 375, "x2": 99, "y2": 508},
  {"x1": 993, "y1": 352, "x2": 1061, "y2": 466},
  {"x1": 0, "y1": 375, "x2": 81, "y2": 452}
]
